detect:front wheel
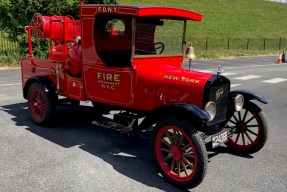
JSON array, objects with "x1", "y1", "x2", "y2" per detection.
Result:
[
  {"x1": 152, "y1": 119, "x2": 208, "y2": 189},
  {"x1": 28, "y1": 82, "x2": 55, "y2": 125},
  {"x1": 225, "y1": 102, "x2": 268, "y2": 154}
]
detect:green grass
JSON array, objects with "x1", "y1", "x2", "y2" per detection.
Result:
[
  {"x1": 117, "y1": 0, "x2": 287, "y2": 58},
  {"x1": 118, "y1": 0, "x2": 287, "y2": 38}
]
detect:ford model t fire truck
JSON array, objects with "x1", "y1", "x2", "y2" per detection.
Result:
[{"x1": 21, "y1": 1, "x2": 269, "y2": 189}]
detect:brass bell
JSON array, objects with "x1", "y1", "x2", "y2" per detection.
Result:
[{"x1": 185, "y1": 43, "x2": 196, "y2": 60}]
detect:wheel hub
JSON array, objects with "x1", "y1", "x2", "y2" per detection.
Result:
[
  {"x1": 37, "y1": 99, "x2": 43, "y2": 108},
  {"x1": 170, "y1": 146, "x2": 182, "y2": 161},
  {"x1": 238, "y1": 121, "x2": 247, "y2": 133}
]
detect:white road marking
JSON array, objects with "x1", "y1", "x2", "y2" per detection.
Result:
[
  {"x1": 0, "y1": 94, "x2": 10, "y2": 100},
  {"x1": 262, "y1": 78, "x2": 287, "y2": 84},
  {"x1": 207, "y1": 63, "x2": 285, "y2": 71},
  {"x1": 222, "y1": 72, "x2": 236, "y2": 76},
  {"x1": 231, "y1": 84, "x2": 242, "y2": 88},
  {"x1": 234, "y1": 75, "x2": 262, "y2": 80},
  {"x1": 0, "y1": 83, "x2": 21, "y2": 87}
]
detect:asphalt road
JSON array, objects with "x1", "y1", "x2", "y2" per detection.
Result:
[{"x1": 0, "y1": 56, "x2": 287, "y2": 192}]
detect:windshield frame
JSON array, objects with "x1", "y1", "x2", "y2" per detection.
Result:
[{"x1": 131, "y1": 17, "x2": 187, "y2": 59}]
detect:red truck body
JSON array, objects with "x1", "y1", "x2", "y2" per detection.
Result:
[{"x1": 20, "y1": 3, "x2": 269, "y2": 189}]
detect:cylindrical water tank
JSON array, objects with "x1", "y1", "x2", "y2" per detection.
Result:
[{"x1": 32, "y1": 14, "x2": 79, "y2": 41}]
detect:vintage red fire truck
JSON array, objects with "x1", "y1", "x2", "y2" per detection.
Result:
[{"x1": 20, "y1": 1, "x2": 269, "y2": 189}]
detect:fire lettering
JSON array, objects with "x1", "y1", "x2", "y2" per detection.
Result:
[
  {"x1": 97, "y1": 72, "x2": 120, "y2": 90},
  {"x1": 101, "y1": 84, "x2": 115, "y2": 90},
  {"x1": 97, "y1": 7, "x2": 118, "y2": 13},
  {"x1": 97, "y1": 72, "x2": 120, "y2": 82}
]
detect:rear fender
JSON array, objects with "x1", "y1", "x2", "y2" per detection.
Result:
[
  {"x1": 138, "y1": 103, "x2": 210, "y2": 131},
  {"x1": 23, "y1": 76, "x2": 56, "y2": 100}
]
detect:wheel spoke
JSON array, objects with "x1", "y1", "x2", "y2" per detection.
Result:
[
  {"x1": 160, "y1": 147, "x2": 170, "y2": 153},
  {"x1": 165, "y1": 131, "x2": 173, "y2": 145},
  {"x1": 161, "y1": 138, "x2": 171, "y2": 148},
  {"x1": 246, "y1": 128, "x2": 258, "y2": 136},
  {"x1": 163, "y1": 154, "x2": 172, "y2": 161},
  {"x1": 246, "y1": 116, "x2": 255, "y2": 124},
  {"x1": 35, "y1": 92, "x2": 40, "y2": 99},
  {"x1": 169, "y1": 159, "x2": 175, "y2": 171},
  {"x1": 183, "y1": 153, "x2": 194, "y2": 159},
  {"x1": 38, "y1": 109, "x2": 43, "y2": 116},
  {"x1": 180, "y1": 160, "x2": 189, "y2": 176},
  {"x1": 229, "y1": 120, "x2": 237, "y2": 125},
  {"x1": 247, "y1": 125, "x2": 259, "y2": 128},
  {"x1": 245, "y1": 132, "x2": 253, "y2": 143},
  {"x1": 182, "y1": 156, "x2": 194, "y2": 169},
  {"x1": 232, "y1": 114, "x2": 239, "y2": 122},
  {"x1": 235, "y1": 133, "x2": 240, "y2": 144},
  {"x1": 173, "y1": 129, "x2": 178, "y2": 146},
  {"x1": 176, "y1": 160, "x2": 180, "y2": 176},
  {"x1": 181, "y1": 144, "x2": 191, "y2": 151},
  {"x1": 40, "y1": 93, "x2": 44, "y2": 100},
  {"x1": 178, "y1": 134, "x2": 184, "y2": 147},
  {"x1": 242, "y1": 133, "x2": 245, "y2": 146},
  {"x1": 238, "y1": 111, "x2": 242, "y2": 121},
  {"x1": 242, "y1": 110, "x2": 248, "y2": 122}
]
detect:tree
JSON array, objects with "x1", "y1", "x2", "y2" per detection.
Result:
[{"x1": 0, "y1": 0, "x2": 117, "y2": 57}]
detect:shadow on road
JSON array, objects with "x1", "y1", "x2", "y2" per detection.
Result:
[
  {"x1": 1, "y1": 102, "x2": 189, "y2": 192},
  {"x1": 1, "y1": 102, "x2": 253, "y2": 191}
]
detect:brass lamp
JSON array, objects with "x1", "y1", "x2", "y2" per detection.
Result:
[{"x1": 185, "y1": 43, "x2": 196, "y2": 70}]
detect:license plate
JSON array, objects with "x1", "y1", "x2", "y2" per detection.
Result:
[{"x1": 211, "y1": 129, "x2": 228, "y2": 148}]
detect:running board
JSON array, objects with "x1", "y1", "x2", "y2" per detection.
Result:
[{"x1": 92, "y1": 116, "x2": 133, "y2": 133}]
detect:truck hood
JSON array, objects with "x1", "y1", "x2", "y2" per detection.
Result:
[{"x1": 133, "y1": 56, "x2": 214, "y2": 107}]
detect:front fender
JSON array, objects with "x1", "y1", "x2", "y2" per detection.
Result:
[
  {"x1": 138, "y1": 103, "x2": 210, "y2": 131},
  {"x1": 229, "y1": 90, "x2": 269, "y2": 104}
]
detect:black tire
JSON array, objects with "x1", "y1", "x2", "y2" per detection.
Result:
[
  {"x1": 28, "y1": 82, "x2": 55, "y2": 125},
  {"x1": 225, "y1": 102, "x2": 268, "y2": 154},
  {"x1": 152, "y1": 119, "x2": 208, "y2": 189}
]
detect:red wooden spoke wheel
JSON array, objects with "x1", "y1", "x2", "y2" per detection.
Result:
[
  {"x1": 28, "y1": 82, "x2": 54, "y2": 125},
  {"x1": 153, "y1": 119, "x2": 207, "y2": 189},
  {"x1": 30, "y1": 88, "x2": 46, "y2": 120},
  {"x1": 226, "y1": 102, "x2": 268, "y2": 154}
]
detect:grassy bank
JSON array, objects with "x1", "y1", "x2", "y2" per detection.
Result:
[
  {"x1": 118, "y1": 0, "x2": 287, "y2": 38},
  {"x1": 117, "y1": 0, "x2": 286, "y2": 58}
]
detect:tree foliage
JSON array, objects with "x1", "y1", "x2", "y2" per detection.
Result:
[{"x1": 0, "y1": 0, "x2": 117, "y2": 57}]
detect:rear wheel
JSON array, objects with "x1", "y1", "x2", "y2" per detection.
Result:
[
  {"x1": 226, "y1": 102, "x2": 268, "y2": 154},
  {"x1": 152, "y1": 119, "x2": 207, "y2": 189},
  {"x1": 28, "y1": 82, "x2": 55, "y2": 125}
]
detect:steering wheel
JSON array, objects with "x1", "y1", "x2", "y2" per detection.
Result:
[{"x1": 154, "y1": 42, "x2": 165, "y2": 54}]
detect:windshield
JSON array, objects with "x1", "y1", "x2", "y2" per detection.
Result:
[{"x1": 134, "y1": 18, "x2": 185, "y2": 56}]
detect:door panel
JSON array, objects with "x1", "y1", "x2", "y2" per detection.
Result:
[{"x1": 84, "y1": 66, "x2": 134, "y2": 105}]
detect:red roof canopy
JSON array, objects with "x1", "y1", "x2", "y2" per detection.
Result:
[{"x1": 81, "y1": 4, "x2": 202, "y2": 21}]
